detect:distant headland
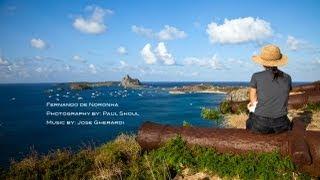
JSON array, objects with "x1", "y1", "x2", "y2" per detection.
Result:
[{"x1": 67, "y1": 74, "x2": 142, "y2": 90}]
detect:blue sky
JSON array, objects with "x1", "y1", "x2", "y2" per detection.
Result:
[{"x1": 0, "y1": 0, "x2": 319, "y2": 83}]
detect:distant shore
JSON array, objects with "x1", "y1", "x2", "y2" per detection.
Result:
[
  {"x1": 168, "y1": 83, "x2": 242, "y2": 95},
  {"x1": 169, "y1": 89, "x2": 227, "y2": 94}
]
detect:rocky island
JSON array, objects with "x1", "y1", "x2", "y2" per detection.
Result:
[
  {"x1": 67, "y1": 75, "x2": 142, "y2": 90},
  {"x1": 69, "y1": 81, "x2": 117, "y2": 90},
  {"x1": 120, "y1": 74, "x2": 142, "y2": 88}
]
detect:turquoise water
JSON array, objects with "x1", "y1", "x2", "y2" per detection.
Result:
[{"x1": 0, "y1": 82, "x2": 245, "y2": 167}]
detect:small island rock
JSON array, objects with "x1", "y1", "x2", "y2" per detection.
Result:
[{"x1": 120, "y1": 75, "x2": 142, "y2": 88}]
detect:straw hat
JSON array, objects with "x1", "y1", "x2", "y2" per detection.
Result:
[{"x1": 252, "y1": 44, "x2": 288, "y2": 67}]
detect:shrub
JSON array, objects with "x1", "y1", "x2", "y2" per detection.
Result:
[
  {"x1": 235, "y1": 102, "x2": 249, "y2": 114},
  {"x1": 305, "y1": 102, "x2": 320, "y2": 112},
  {"x1": 219, "y1": 101, "x2": 233, "y2": 114},
  {"x1": 201, "y1": 108, "x2": 222, "y2": 121}
]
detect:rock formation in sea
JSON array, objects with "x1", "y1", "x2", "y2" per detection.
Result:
[{"x1": 120, "y1": 74, "x2": 142, "y2": 88}]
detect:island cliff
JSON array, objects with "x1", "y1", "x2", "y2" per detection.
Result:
[{"x1": 120, "y1": 74, "x2": 142, "y2": 88}]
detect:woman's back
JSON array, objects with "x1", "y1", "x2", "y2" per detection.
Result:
[
  {"x1": 246, "y1": 44, "x2": 291, "y2": 134},
  {"x1": 250, "y1": 69, "x2": 292, "y2": 118}
]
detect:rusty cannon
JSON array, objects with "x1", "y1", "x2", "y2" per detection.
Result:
[
  {"x1": 221, "y1": 82, "x2": 320, "y2": 113},
  {"x1": 137, "y1": 120, "x2": 320, "y2": 177}
]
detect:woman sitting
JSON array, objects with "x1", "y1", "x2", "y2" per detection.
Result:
[{"x1": 246, "y1": 44, "x2": 292, "y2": 134}]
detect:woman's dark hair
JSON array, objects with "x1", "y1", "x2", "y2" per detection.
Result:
[{"x1": 264, "y1": 66, "x2": 283, "y2": 80}]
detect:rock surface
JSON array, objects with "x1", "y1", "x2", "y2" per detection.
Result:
[
  {"x1": 120, "y1": 74, "x2": 141, "y2": 88},
  {"x1": 225, "y1": 88, "x2": 249, "y2": 102}
]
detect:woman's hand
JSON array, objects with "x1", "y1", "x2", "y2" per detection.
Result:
[{"x1": 247, "y1": 101, "x2": 257, "y2": 112}]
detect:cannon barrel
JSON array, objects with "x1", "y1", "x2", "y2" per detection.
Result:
[{"x1": 137, "y1": 121, "x2": 320, "y2": 177}]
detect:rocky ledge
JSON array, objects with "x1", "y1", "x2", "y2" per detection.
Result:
[{"x1": 120, "y1": 74, "x2": 142, "y2": 88}]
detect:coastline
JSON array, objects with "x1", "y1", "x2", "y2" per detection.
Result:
[{"x1": 169, "y1": 90, "x2": 228, "y2": 94}]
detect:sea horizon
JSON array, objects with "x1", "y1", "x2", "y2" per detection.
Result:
[{"x1": 0, "y1": 80, "x2": 315, "y2": 85}]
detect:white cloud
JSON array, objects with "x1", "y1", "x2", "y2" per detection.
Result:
[
  {"x1": 117, "y1": 46, "x2": 128, "y2": 55},
  {"x1": 72, "y1": 55, "x2": 86, "y2": 63},
  {"x1": 30, "y1": 38, "x2": 47, "y2": 49},
  {"x1": 119, "y1": 60, "x2": 129, "y2": 67},
  {"x1": 132, "y1": 25, "x2": 187, "y2": 41},
  {"x1": 184, "y1": 55, "x2": 222, "y2": 69},
  {"x1": 73, "y1": 5, "x2": 112, "y2": 34},
  {"x1": 206, "y1": 17, "x2": 272, "y2": 44},
  {"x1": 286, "y1": 35, "x2": 306, "y2": 51},
  {"x1": 225, "y1": 58, "x2": 253, "y2": 69},
  {"x1": 140, "y1": 43, "x2": 157, "y2": 64},
  {"x1": 0, "y1": 57, "x2": 9, "y2": 65},
  {"x1": 140, "y1": 42, "x2": 175, "y2": 65},
  {"x1": 155, "y1": 42, "x2": 175, "y2": 65},
  {"x1": 89, "y1": 64, "x2": 97, "y2": 74},
  {"x1": 157, "y1": 25, "x2": 187, "y2": 41},
  {"x1": 132, "y1": 25, "x2": 154, "y2": 38},
  {"x1": 111, "y1": 61, "x2": 149, "y2": 75}
]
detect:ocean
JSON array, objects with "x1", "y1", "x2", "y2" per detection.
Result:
[{"x1": 0, "y1": 81, "x2": 285, "y2": 167}]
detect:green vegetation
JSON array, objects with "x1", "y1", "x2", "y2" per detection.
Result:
[
  {"x1": 219, "y1": 100, "x2": 233, "y2": 114},
  {"x1": 201, "y1": 107, "x2": 222, "y2": 121},
  {"x1": 5, "y1": 149, "x2": 95, "y2": 180},
  {"x1": 305, "y1": 102, "x2": 320, "y2": 112},
  {"x1": 235, "y1": 102, "x2": 249, "y2": 114},
  {"x1": 146, "y1": 137, "x2": 297, "y2": 179},
  {"x1": 1, "y1": 135, "x2": 309, "y2": 179},
  {"x1": 182, "y1": 120, "x2": 192, "y2": 127},
  {"x1": 219, "y1": 100, "x2": 249, "y2": 114}
]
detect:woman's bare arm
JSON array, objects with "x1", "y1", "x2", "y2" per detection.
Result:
[{"x1": 249, "y1": 87, "x2": 257, "y2": 104}]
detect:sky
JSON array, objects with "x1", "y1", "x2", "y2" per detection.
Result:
[{"x1": 0, "y1": 0, "x2": 319, "y2": 83}]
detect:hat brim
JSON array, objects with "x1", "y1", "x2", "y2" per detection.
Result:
[{"x1": 252, "y1": 55, "x2": 288, "y2": 67}]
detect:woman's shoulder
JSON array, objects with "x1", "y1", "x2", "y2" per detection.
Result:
[
  {"x1": 251, "y1": 70, "x2": 268, "y2": 77},
  {"x1": 280, "y1": 70, "x2": 291, "y2": 79}
]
